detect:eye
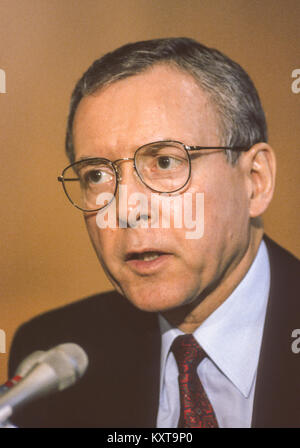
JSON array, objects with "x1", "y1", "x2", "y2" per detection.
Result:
[
  {"x1": 83, "y1": 169, "x2": 113, "y2": 186},
  {"x1": 86, "y1": 169, "x2": 103, "y2": 184},
  {"x1": 156, "y1": 156, "x2": 181, "y2": 170}
]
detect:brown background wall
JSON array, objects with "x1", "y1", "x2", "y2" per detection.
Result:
[{"x1": 0, "y1": 0, "x2": 299, "y2": 383}]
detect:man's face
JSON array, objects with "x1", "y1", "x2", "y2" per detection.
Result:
[{"x1": 73, "y1": 65, "x2": 251, "y2": 313}]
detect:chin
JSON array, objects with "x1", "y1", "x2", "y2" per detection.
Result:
[{"x1": 121, "y1": 286, "x2": 191, "y2": 314}]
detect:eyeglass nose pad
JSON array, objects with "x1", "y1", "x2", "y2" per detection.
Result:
[
  {"x1": 114, "y1": 159, "x2": 139, "y2": 185},
  {"x1": 115, "y1": 165, "x2": 122, "y2": 183}
]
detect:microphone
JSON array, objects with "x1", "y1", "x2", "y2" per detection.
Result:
[
  {"x1": 0, "y1": 350, "x2": 46, "y2": 395},
  {"x1": 0, "y1": 343, "x2": 88, "y2": 424}
]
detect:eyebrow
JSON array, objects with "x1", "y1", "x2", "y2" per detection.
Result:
[{"x1": 76, "y1": 155, "x2": 104, "y2": 162}]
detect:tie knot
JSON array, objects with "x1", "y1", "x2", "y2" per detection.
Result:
[{"x1": 171, "y1": 334, "x2": 205, "y2": 373}]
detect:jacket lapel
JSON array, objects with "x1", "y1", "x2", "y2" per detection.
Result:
[{"x1": 252, "y1": 236, "x2": 300, "y2": 427}]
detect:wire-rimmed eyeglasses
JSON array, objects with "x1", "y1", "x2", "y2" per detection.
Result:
[{"x1": 57, "y1": 140, "x2": 249, "y2": 212}]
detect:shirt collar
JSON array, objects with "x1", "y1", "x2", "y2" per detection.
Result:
[{"x1": 159, "y1": 240, "x2": 270, "y2": 398}]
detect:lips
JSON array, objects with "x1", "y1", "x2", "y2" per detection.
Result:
[
  {"x1": 124, "y1": 249, "x2": 172, "y2": 274},
  {"x1": 125, "y1": 250, "x2": 167, "y2": 262}
]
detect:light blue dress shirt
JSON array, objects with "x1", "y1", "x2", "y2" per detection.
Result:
[{"x1": 156, "y1": 240, "x2": 270, "y2": 428}]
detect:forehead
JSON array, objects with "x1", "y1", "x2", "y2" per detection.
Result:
[{"x1": 73, "y1": 64, "x2": 221, "y2": 159}]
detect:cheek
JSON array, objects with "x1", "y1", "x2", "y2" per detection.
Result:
[
  {"x1": 193, "y1": 168, "x2": 249, "y2": 242},
  {"x1": 84, "y1": 214, "x2": 114, "y2": 258}
]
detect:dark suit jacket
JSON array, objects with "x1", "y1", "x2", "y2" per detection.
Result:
[{"x1": 8, "y1": 236, "x2": 300, "y2": 428}]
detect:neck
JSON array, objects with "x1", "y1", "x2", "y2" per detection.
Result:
[{"x1": 162, "y1": 226, "x2": 264, "y2": 333}]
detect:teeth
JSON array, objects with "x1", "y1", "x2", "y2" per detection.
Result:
[{"x1": 138, "y1": 252, "x2": 161, "y2": 261}]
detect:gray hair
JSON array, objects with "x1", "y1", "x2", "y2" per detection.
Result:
[{"x1": 65, "y1": 37, "x2": 267, "y2": 164}]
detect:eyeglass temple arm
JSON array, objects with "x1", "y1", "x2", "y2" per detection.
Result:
[
  {"x1": 57, "y1": 176, "x2": 79, "y2": 182},
  {"x1": 186, "y1": 145, "x2": 250, "y2": 151}
]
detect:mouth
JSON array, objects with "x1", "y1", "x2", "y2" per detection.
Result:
[
  {"x1": 124, "y1": 250, "x2": 172, "y2": 273},
  {"x1": 126, "y1": 251, "x2": 166, "y2": 261}
]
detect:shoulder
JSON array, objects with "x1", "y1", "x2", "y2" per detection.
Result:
[
  {"x1": 264, "y1": 235, "x2": 300, "y2": 310},
  {"x1": 264, "y1": 234, "x2": 300, "y2": 271},
  {"x1": 9, "y1": 290, "x2": 158, "y2": 376},
  {"x1": 9, "y1": 291, "x2": 160, "y2": 427},
  {"x1": 253, "y1": 236, "x2": 300, "y2": 426}
]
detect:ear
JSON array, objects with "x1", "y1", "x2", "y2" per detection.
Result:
[{"x1": 242, "y1": 142, "x2": 276, "y2": 218}]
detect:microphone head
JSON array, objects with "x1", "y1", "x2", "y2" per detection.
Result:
[
  {"x1": 56, "y1": 343, "x2": 89, "y2": 379},
  {"x1": 40, "y1": 343, "x2": 89, "y2": 391}
]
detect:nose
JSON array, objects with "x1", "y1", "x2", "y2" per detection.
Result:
[{"x1": 113, "y1": 158, "x2": 152, "y2": 228}]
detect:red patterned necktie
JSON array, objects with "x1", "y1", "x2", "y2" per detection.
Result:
[{"x1": 171, "y1": 334, "x2": 219, "y2": 428}]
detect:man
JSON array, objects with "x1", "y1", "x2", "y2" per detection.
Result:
[{"x1": 8, "y1": 38, "x2": 300, "y2": 427}]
